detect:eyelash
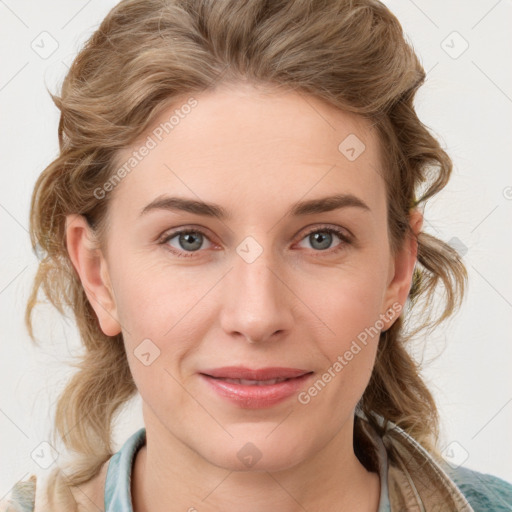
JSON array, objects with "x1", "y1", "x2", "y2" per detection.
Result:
[{"x1": 158, "y1": 225, "x2": 353, "y2": 259}]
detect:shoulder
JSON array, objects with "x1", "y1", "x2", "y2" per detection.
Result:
[
  {"x1": 0, "y1": 475, "x2": 36, "y2": 512},
  {"x1": 0, "y1": 458, "x2": 110, "y2": 512},
  {"x1": 446, "y1": 465, "x2": 512, "y2": 511}
]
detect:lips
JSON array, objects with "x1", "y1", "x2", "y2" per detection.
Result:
[
  {"x1": 200, "y1": 366, "x2": 311, "y2": 381},
  {"x1": 199, "y1": 366, "x2": 314, "y2": 408},
  {"x1": 217, "y1": 377, "x2": 289, "y2": 385}
]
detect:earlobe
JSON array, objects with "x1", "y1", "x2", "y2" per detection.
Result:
[
  {"x1": 382, "y1": 209, "x2": 423, "y2": 327},
  {"x1": 65, "y1": 214, "x2": 121, "y2": 337},
  {"x1": 409, "y1": 207, "x2": 423, "y2": 238}
]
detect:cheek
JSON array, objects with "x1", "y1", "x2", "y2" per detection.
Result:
[
  {"x1": 299, "y1": 288, "x2": 382, "y2": 413},
  {"x1": 112, "y1": 262, "x2": 195, "y2": 409},
  {"x1": 321, "y1": 292, "x2": 381, "y2": 387},
  {"x1": 108, "y1": 251, "x2": 199, "y2": 333},
  {"x1": 303, "y1": 260, "x2": 389, "y2": 338},
  {"x1": 108, "y1": 255, "x2": 210, "y2": 388},
  {"x1": 301, "y1": 262, "x2": 388, "y2": 392}
]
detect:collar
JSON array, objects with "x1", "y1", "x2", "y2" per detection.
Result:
[
  {"x1": 104, "y1": 427, "x2": 146, "y2": 511},
  {"x1": 356, "y1": 410, "x2": 475, "y2": 512}
]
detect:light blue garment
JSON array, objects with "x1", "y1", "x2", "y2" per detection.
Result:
[
  {"x1": 103, "y1": 427, "x2": 392, "y2": 511},
  {"x1": 104, "y1": 427, "x2": 146, "y2": 511}
]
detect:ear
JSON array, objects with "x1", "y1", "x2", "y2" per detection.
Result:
[
  {"x1": 65, "y1": 214, "x2": 121, "y2": 337},
  {"x1": 381, "y1": 208, "x2": 423, "y2": 328}
]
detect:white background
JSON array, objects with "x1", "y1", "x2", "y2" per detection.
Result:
[{"x1": 1, "y1": 0, "x2": 511, "y2": 498}]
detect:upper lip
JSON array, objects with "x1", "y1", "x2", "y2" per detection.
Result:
[{"x1": 200, "y1": 366, "x2": 312, "y2": 380}]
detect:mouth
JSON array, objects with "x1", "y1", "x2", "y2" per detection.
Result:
[
  {"x1": 198, "y1": 367, "x2": 314, "y2": 408},
  {"x1": 206, "y1": 376, "x2": 295, "y2": 385},
  {"x1": 199, "y1": 366, "x2": 312, "y2": 380}
]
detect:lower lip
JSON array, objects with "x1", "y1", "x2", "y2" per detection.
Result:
[{"x1": 199, "y1": 373, "x2": 314, "y2": 409}]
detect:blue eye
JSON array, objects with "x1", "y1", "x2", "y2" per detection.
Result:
[
  {"x1": 161, "y1": 229, "x2": 212, "y2": 258},
  {"x1": 297, "y1": 226, "x2": 352, "y2": 254}
]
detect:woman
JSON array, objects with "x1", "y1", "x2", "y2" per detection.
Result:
[{"x1": 3, "y1": 0, "x2": 511, "y2": 510}]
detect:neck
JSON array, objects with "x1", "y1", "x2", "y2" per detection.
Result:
[{"x1": 131, "y1": 413, "x2": 381, "y2": 512}]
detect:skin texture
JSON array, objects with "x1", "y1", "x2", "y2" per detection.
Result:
[{"x1": 65, "y1": 82, "x2": 422, "y2": 512}]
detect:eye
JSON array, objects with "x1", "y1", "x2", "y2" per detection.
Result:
[
  {"x1": 296, "y1": 226, "x2": 353, "y2": 255},
  {"x1": 160, "y1": 228, "x2": 213, "y2": 258}
]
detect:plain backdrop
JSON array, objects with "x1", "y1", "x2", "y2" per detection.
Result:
[{"x1": 1, "y1": 0, "x2": 511, "y2": 498}]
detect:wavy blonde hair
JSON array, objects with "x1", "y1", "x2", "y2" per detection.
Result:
[{"x1": 25, "y1": 0, "x2": 467, "y2": 507}]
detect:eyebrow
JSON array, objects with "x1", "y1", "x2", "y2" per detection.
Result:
[{"x1": 140, "y1": 193, "x2": 371, "y2": 220}]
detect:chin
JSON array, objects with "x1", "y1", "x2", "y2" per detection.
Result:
[{"x1": 201, "y1": 429, "x2": 314, "y2": 473}]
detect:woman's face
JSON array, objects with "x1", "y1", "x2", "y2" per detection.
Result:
[{"x1": 69, "y1": 82, "x2": 419, "y2": 472}]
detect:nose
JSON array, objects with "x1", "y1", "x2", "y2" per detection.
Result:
[{"x1": 218, "y1": 243, "x2": 295, "y2": 344}]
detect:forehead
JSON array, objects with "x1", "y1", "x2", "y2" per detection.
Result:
[{"x1": 109, "y1": 82, "x2": 386, "y2": 219}]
